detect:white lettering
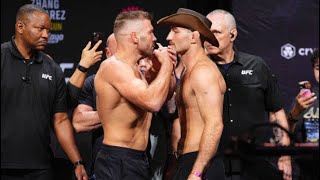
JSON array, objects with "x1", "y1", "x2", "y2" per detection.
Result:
[
  {"x1": 42, "y1": 73, "x2": 52, "y2": 80},
  {"x1": 31, "y1": 0, "x2": 60, "y2": 9},
  {"x1": 42, "y1": 0, "x2": 47, "y2": 8},
  {"x1": 241, "y1": 70, "x2": 253, "y2": 75},
  {"x1": 49, "y1": 10, "x2": 55, "y2": 19},
  {"x1": 48, "y1": 33, "x2": 64, "y2": 44},
  {"x1": 48, "y1": 10, "x2": 66, "y2": 20},
  {"x1": 303, "y1": 107, "x2": 319, "y2": 119},
  {"x1": 298, "y1": 48, "x2": 314, "y2": 56},
  {"x1": 47, "y1": 0, "x2": 54, "y2": 9},
  {"x1": 54, "y1": 0, "x2": 59, "y2": 9}
]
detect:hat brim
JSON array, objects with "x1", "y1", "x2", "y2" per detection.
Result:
[{"x1": 157, "y1": 13, "x2": 219, "y2": 47}]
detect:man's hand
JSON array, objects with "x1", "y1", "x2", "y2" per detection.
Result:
[
  {"x1": 79, "y1": 40, "x2": 103, "y2": 68},
  {"x1": 153, "y1": 43, "x2": 174, "y2": 68},
  {"x1": 74, "y1": 165, "x2": 88, "y2": 180},
  {"x1": 167, "y1": 44, "x2": 177, "y2": 67},
  {"x1": 278, "y1": 155, "x2": 292, "y2": 180}
]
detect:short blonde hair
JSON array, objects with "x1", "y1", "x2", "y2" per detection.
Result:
[{"x1": 113, "y1": 10, "x2": 152, "y2": 34}]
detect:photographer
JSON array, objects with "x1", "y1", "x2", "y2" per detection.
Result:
[{"x1": 287, "y1": 48, "x2": 318, "y2": 180}]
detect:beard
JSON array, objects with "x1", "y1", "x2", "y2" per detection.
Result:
[{"x1": 140, "y1": 46, "x2": 154, "y2": 57}]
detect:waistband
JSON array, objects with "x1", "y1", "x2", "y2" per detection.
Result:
[
  {"x1": 178, "y1": 151, "x2": 223, "y2": 162},
  {"x1": 178, "y1": 151, "x2": 198, "y2": 162},
  {"x1": 100, "y1": 144, "x2": 147, "y2": 159}
]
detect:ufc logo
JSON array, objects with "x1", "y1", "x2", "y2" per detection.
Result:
[
  {"x1": 42, "y1": 73, "x2": 52, "y2": 80},
  {"x1": 241, "y1": 70, "x2": 253, "y2": 75}
]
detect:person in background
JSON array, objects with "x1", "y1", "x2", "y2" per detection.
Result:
[
  {"x1": 72, "y1": 33, "x2": 117, "y2": 180},
  {"x1": 1, "y1": 4, "x2": 95, "y2": 180},
  {"x1": 50, "y1": 32, "x2": 104, "y2": 180},
  {"x1": 287, "y1": 48, "x2": 318, "y2": 180},
  {"x1": 205, "y1": 9, "x2": 292, "y2": 180}
]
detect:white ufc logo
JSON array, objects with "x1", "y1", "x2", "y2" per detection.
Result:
[
  {"x1": 42, "y1": 73, "x2": 52, "y2": 80},
  {"x1": 241, "y1": 70, "x2": 253, "y2": 75}
]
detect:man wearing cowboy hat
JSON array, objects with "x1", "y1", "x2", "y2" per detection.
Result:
[{"x1": 158, "y1": 8, "x2": 226, "y2": 180}]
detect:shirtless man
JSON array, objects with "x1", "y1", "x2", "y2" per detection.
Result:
[
  {"x1": 158, "y1": 8, "x2": 226, "y2": 180},
  {"x1": 94, "y1": 10, "x2": 176, "y2": 179}
]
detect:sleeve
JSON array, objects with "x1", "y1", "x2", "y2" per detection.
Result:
[
  {"x1": 66, "y1": 82, "x2": 82, "y2": 109},
  {"x1": 263, "y1": 60, "x2": 284, "y2": 112},
  {"x1": 78, "y1": 75, "x2": 95, "y2": 108},
  {"x1": 54, "y1": 67, "x2": 68, "y2": 113}
]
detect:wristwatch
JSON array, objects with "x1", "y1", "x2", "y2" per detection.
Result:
[
  {"x1": 77, "y1": 64, "x2": 88, "y2": 73},
  {"x1": 73, "y1": 160, "x2": 85, "y2": 168}
]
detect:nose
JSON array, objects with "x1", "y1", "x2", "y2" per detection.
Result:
[
  {"x1": 42, "y1": 29, "x2": 50, "y2": 39},
  {"x1": 152, "y1": 34, "x2": 157, "y2": 42},
  {"x1": 166, "y1": 31, "x2": 173, "y2": 41}
]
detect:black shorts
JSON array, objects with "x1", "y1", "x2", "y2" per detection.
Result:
[
  {"x1": 173, "y1": 151, "x2": 225, "y2": 180},
  {"x1": 94, "y1": 144, "x2": 149, "y2": 180}
]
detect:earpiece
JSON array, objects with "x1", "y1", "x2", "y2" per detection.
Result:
[{"x1": 230, "y1": 33, "x2": 234, "y2": 38}]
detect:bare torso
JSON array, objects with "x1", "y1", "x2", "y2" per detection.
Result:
[
  {"x1": 176, "y1": 55, "x2": 225, "y2": 154},
  {"x1": 95, "y1": 58, "x2": 152, "y2": 151}
]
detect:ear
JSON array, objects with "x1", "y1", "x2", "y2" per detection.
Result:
[
  {"x1": 191, "y1": 31, "x2": 200, "y2": 44},
  {"x1": 105, "y1": 47, "x2": 111, "y2": 58},
  {"x1": 16, "y1": 21, "x2": 25, "y2": 34},
  {"x1": 230, "y1": 29, "x2": 237, "y2": 41},
  {"x1": 130, "y1": 32, "x2": 139, "y2": 44}
]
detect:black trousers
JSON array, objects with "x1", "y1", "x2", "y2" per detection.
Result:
[
  {"x1": 94, "y1": 144, "x2": 149, "y2": 180},
  {"x1": 173, "y1": 151, "x2": 226, "y2": 180},
  {"x1": 1, "y1": 168, "x2": 53, "y2": 180}
]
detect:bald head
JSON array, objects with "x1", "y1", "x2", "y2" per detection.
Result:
[
  {"x1": 105, "y1": 33, "x2": 117, "y2": 58},
  {"x1": 207, "y1": 9, "x2": 236, "y2": 31}
]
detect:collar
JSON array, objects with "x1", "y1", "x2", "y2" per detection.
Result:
[
  {"x1": 231, "y1": 47, "x2": 245, "y2": 66},
  {"x1": 209, "y1": 47, "x2": 244, "y2": 66},
  {"x1": 9, "y1": 36, "x2": 43, "y2": 63}
]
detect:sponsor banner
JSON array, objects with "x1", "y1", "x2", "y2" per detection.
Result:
[
  {"x1": 281, "y1": 43, "x2": 316, "y2": 60},
  {"x1": 232, "y1": 0, "x2": 319, "y2": 110}
]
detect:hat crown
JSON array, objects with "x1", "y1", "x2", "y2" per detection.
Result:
[
  {"x1": 157, "y1": 8, "x2": 219, "y2": 47},
  {"x1": 176, "y1": 8, "x2": 212, "y2": 29}
]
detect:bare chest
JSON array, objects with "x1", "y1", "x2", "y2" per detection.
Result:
[{"x1": 176, "y1": 74, "x2": 196, "y2": 110}]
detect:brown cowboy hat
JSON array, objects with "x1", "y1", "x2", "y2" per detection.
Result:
[{"x1": 157, "y1": 8, "x2": 219, "y2": 47}]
